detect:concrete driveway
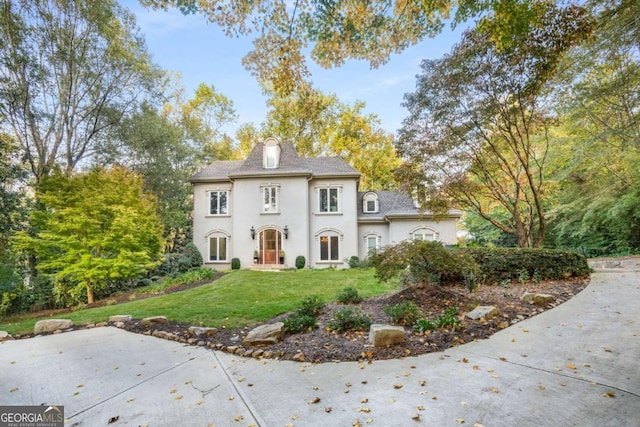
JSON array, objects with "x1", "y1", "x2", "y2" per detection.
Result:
[{"x1": 1, "y1": 260, "x2": 639, "y2": 426}]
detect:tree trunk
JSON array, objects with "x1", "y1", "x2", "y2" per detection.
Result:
[{"x1": 86, "y1": 285, "x2": 94, "y2": 305}]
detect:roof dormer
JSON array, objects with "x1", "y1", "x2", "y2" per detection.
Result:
[
  {"x1": 263, "y1": 137, "x2": 281, "y2": 169},
  {"x1": 362, "y1": 192, "x2": 379, "y2": 213}
]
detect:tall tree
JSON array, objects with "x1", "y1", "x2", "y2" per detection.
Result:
[
  {"x1": 0, "y1": 0, "x2": 159, "y2": 183},
  {"x1": 547, "y1": 0, "x2": 640, "y2": 254},
  {"x1": 264, "y1": 85, "x2": 400, "y2": 190},
  {"x1": 14, "y1": 167, "x2": 164, "y2": 305},
  {"x1": 396, "y1": 4, "x2": 593, "y2": 247},
  {"x1": 142, "y1": 0, "x2": 559, "y2": 93}
]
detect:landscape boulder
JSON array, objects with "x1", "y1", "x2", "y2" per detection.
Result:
[
  {"x1": 152, "y1": 330, "x2": 178, "y2": 341},
  {"x1": 369, "y1": 324, "x2": 405, "y2": 347},
  {"x1": 109, "y1": 315, "x2": 132, "y2": 322},
  {"x1": 521, "y1": 292, "x2": 556, "y2": 306},
  {"x1": 466, "y1": 306, "x2": 499, "y2": 321},
  {"x1": 34, "y1": 319, "x2": 74, "y2": 335},
  {"x1": 242, "y1": 322, "x2": 285, "y2": 346},
  {"x1": 188, "y1": 326, "x2": 218, "y2": 337},
  {"x1": 0, "y1": 331, "x2": 12, "y2": 341},
  {"x1": 141, "y1": 316, "x2": 168, "y2": 327}
]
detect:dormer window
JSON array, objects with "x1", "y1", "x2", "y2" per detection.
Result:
[
  {"x1": 263, "y1": 137, "x2": 281, "y2": 169},
  {"x1": 363, "y1": 192, "x2": 379, "y2": 213}
]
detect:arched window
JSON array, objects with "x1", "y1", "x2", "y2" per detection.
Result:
[
  {"x1": 362, "y1": 192, "x2": 379, "y2": 213},
  {"x1": 410, "y1": 227, "x2": 439, "y2": 242},
  {"x1": 206, "y1": 230, "x2": 231, "y2": 262},
  {"x1": 364, "y1": 233, "x2": 380, "y2": 254},
  {"x1": 263, "y1": 137, "x2": 281, "y2": 169},
  {"x1": 316, "y1": 228, "x2": 343, "y2": 262}
]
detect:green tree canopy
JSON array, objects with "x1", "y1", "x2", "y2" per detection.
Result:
[
  {"x1": 15, "y1": 167, "x2": 164, "y2": 305},
  {"x1": 396, "y1": 4, "x2": 593, "y2": 247}
]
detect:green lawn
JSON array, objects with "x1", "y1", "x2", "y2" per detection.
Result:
[{"x1": 0, "y1": 268, "x2": 398, "y2": 335}]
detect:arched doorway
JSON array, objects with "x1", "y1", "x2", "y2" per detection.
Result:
[{"x1": 259, "y1": 229, "x2": 283, "y2": 264}]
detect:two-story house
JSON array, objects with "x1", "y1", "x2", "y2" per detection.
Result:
[{"x1": 190, "y1": 137, "x2": 460, "y2": 269}]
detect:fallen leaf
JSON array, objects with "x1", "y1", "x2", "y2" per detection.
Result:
[
  {"x1": 412, "y1": 414, "x2": 420, "y2": 420},
  {"x1": 393, "y1": 384, "x2": 403, "y2": 389},
  {"x1": 583, "y1": 363, "x2": 591, "y2": 367},
  {"x1": 196, "y1": 400, "x2": 204, "y2": 405},
  {"x1": 237, "y1": 377, "x2": 246, "y2": 382},
  {"x1": 73, "y1": 391, "x2": 80, "y2": 396},
  {"x1": 228, "y1": 396, "x2": 235, "y2": 400},
  {"x1": 353, "y1": 420, "x2": 363, "y2": 427},
  {"x1": 491, "y1": 388, "x2": 499, "y2": 393},
  {"x1": 462, "y1": 358, "x2": 469, "y2": 363},
  {"x1": 9, "y1": 387, "x2": 18, "y2": 393},
  {"x1": 291, "y1": 415, "x2": 299, "y2": 420},
  {"x1": 472, "y1": 365, "x2": 480, "y2": 370},
  {"x1": 174, "y1": 395, "x2": 183, "y2": 400},
  {"x1": 566, "y1": 363, "x2": 577, "y2": 370},
  {"x1": 169, "y1": 388, "x2": 177, "y2": 394},
  {"x1": 126, "y1": 398, "x2": 135, "y2": 403},
  {"x1": 419, "y1": 380, "x2": 426, "y2": 386},
  {"x1": 461, "y1": 401, "x2": 469, "y2": 406},
  {"x1": 603, "y1": 391, "x2": 616, "y2": 398},
  {"x1": 474, "y1": 424, "x2": 486, "y2": 427},
  {"x1": 360, "y1": 398, "x2": 369, "y2": 403},
  {"x1": 108, "y1": 416, "x2": 119, "y2": 424},
  {"x1": 417, "y1": 405, "x2": 425, "y2": 411},
  {"x1": 522, "y1": 329, "x2": 529, "y2": 333},
  {"x1": 499, "y1": 357, "x2": 507, "y2": 362},
  {"x1": 456, "y1": 418, "x2": 465, "y2": 424},
  {"x1": 233, "y1": 415, "x2": 244, "y2": 422},
  {"x1": 538, "y1": 384, "x2": 545, "y2": 390},
  {"x1": 559, "y1": 382, "x2": 567, "y2": 387},
  {"x1": 325, "y1": 406, "x2": 332, "y2": 413},
  {"x1": 77, "y1": 384, "x2": 84, "y2": 388},
  {"x1": 313, "y1": 386, "x2": 320, "y2": 391},
  {"x1": 307, "y1": 396, "x2": 321, "y2": 404},
  {"x1": 431, "y1": 396, "x2": 438, "y2": 400},
  {"x1": 357, "y1": 407, "x2": 371, "y2": 413}
]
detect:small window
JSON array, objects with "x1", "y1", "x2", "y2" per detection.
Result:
[
  {"x1": 262, "y1": 186, "x2": 279, "y2": 213},
  {"x1": 363, "y1": 192, "x2": 379, "y2": 213},
  {"x1": 367, "y1": 235, "x2": 378, "y2": 252},
  {"x1": 263, "y1": 138, "x2": 281, "y2": 168},
  {"x1": 208, "y1": 235, "x2": 228, "y2": 261},
  {"x1": 319, "y1": 187, "x2": 340, "y2": 213},
  {"x1": 320, "y1": 235, "x2": 340, "y2": 261},
  {"x1": 209, "y1": 191, "x2": 228, "y2": 215},
  {"x1": 412, "y1": 228, "x2": 437, "y2": 241}
]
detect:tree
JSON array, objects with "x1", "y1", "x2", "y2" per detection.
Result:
[
  {"x1": 546, "y1": 0, "x2": 640, "y2": 254},
  {"x1": 263, "y1": 85, "x2": 400, "y2": 190},
  {"x1": 15, "y1": 167, "x2": 164, "y2": 305},
  {"x1": 0, "y1": 0, "x2": 160, "y2": 184},
  {"x1": 396, "y1": 4, "x2": 593, "y2": 247},
  {"x1": 142, "y1": 0, "x2": 562, "y2": 93}
]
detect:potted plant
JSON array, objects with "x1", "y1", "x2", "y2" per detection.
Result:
[
  {"x1": 253, "y1": 250, "x2": 259, "y2": 264},
  {"x1": 279, "y1": 250, "x2": 285, "y2": 264}
]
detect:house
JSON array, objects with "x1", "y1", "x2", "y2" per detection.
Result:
[{"x1": 189, "y1": 137, "x2": 460, "y2": 269}]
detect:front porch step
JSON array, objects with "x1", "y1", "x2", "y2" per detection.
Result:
[{"x1": 248, "y1": 264, "x2": 288, "y2": 271}]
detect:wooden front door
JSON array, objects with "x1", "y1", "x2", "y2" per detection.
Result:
[{"x1": 259, "y1": 229, "x2": 282, "y2": 264}]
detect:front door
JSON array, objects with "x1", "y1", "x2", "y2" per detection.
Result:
[{"x1": 259, "y1": 229, "x2": 282, "y2": 264}]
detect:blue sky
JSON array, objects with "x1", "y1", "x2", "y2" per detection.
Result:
[{"x1": 122, "y1": 1, "x2": 468, "y2": 135}]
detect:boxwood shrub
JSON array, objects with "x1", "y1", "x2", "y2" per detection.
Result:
[{"x1": 465, "y1": 248, "x2": 591, "y2": 284}]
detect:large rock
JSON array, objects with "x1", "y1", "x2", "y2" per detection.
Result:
[
  {"x1": 109, "y1": 315, "x2": 132, "y2": 322},
  {"x1": 141, "y1": 316, "x2": 168, "y2": 327},
  {"x1": 0, "y1": 331, "x2": 12, "y2": 341},
  {"x1": 466, "y1": 306, "x2": 499, "y2": 320},
  {"x1": 188, "y1": 326, "x2": 218, "y2": 337},
  {"x1": 369, "y1": 324, "x2": 405, "y2": 348},
  {"x1": 34, "y1": 319, "x2": 73, "y2": 334},
  {"x1": 521, "y1": 292, "x2": 556, "y2": 306},
  {"x1": 242, "y1": 322, "x2": 285, "y2": 346},
  {"x1": 152, "y1": 330, "x2": 178, "y2": 340}
]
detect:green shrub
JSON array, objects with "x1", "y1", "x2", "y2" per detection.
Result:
[
  {"x1": 336, "y1": 286, "x2": 364, "y2": 304},
  {"x1": 372, "y1": 240, "x2": 479, "y2": 287},
  {"x1": 231, "y1": 258, "x2": 241, "y2": 270},
  {"x1": 327, "y1": 308, "x2": 372, "y2": 332},
  {"x1": 465, "y1": 248, "x2": 591, "y2": 284},
  {"x1": 347, "y1": 256, "x2": 361, "y2": 268},
  {"x1": 413, "y1": 307, "x2": 461, "y2": 332},
  {"x1": 297, "y1": 295, "x2": 325, "y2": 317},
  {"x1": 384, "y1": 301, "x2": 422, "y2": 326},
  {"x1": 284, "y1": 312, "x2": 317, "y2": 333},
  {"x1": 295, "y1": 255, "x2": 306, "y2": 269}
]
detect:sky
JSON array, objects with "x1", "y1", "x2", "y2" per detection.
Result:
[{"x1": 122, "y1": 1, "x2": 468, "y2": 135}]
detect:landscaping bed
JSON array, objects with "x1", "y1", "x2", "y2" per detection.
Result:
[{"x1": 117, "y1": 277, "x2": 588, "y2": 363}]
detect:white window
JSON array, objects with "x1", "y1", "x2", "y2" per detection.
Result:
[
  {"x1": 320, "y1": 234, "x2": 340, "y2": 261},
  {"x1": 367, "y1": 235, "x2": 378, "y2": 252},
  {"x1": 208, "y1": 235, "x2": 228, "y2": 262},
  {"x1": 209, "y1": 190, "x2": 228, "y2": 215},
  {"x1": 262, "y1": 186, "x2": 279, "y2": 213},
  {"x1": 363, "y1": 192, "x2": 379, "y2": 213},
  {"x1": 412, "y1": 228, "x2": 437, "y2": 241},
  {"x1": 263, "y1": 138, "x2": 281, "y2": 168},
  {"x1": 319, "y1": 187, "x2": 340, "y2": 213}
]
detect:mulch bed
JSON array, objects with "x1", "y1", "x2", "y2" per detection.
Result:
[{"x1": 112, "y1": 277, "x2": 589, "y2": 363}]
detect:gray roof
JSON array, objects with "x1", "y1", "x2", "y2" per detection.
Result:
[
  {"x1": 357, "y1": 190, "x2": 462, "y2": 220},
  {"x1": 189, "y1": 141, "x2": 360, "y2": 182}
]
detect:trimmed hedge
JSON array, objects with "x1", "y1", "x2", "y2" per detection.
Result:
[{"x1": 466, "y1": 248, "x2": 591, "y2": 284}]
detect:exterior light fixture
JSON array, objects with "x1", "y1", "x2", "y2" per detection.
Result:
[
  {"x1": 250, "y1": 226, "x2": 255, "y2": 240},
  {"x1": 284, "y1": 225, "x2": 289, "y2": 239}
]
